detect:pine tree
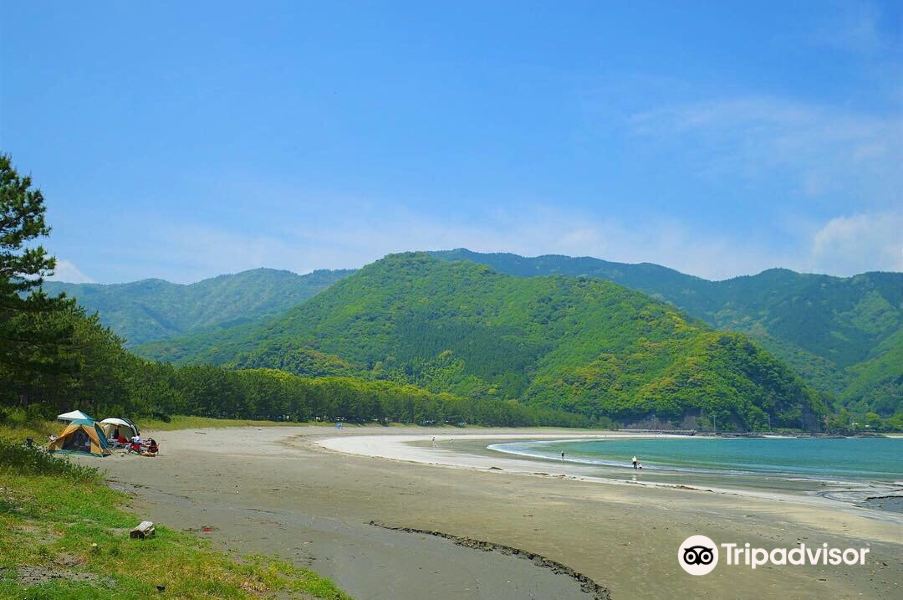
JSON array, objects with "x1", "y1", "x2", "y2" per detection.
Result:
[{"x1": 0, "y1": 154, "x2": 75, "y2": 408}]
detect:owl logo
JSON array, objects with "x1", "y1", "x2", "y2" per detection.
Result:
[
  {"x1": 678, "y1": 535, "x2": 719, "y2": 575},
  {"x1": 682, "y1": 545, "x2": 715, "y2": 565}
]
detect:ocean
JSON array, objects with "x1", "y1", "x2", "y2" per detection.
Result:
[{"x1": 488, "y1": 436, "x2": 903, "y2": 482}]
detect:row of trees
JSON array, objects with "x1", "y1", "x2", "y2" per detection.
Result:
[{"x1": 0, "y1": 297, "x2": 597, "y2": 428}]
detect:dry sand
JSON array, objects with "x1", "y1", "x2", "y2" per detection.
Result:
[{"x1": 82, "y1": 426, "x2": 902, "y2": 599}]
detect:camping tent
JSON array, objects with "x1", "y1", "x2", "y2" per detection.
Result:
[
  {"x1": 99, "y1": 417, "x2": 139, "y2": 442},
  {"x1": 48, "y1": 420, "x2": 111, "y2": 456},
  {"x1": 57, "y1": 409, "x2": 93, "y2": 422}
]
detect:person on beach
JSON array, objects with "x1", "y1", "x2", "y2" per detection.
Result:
[
  {"x1": 142, "y1": 438, "x2": 159, "y2": 457},
  {"x1": 632, "y1": 456, "x2": 638, "y2": 470},
  {"x1": 561, "y1": 452, "x2": 565, "y2": 461}
]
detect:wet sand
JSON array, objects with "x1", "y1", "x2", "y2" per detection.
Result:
[{"x1": 81, "y1": 426, "x2": 902, "y2": 599}]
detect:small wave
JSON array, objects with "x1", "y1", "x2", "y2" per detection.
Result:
[{"x1": 488, "y1": 443, "x2": 667, "y2": 471}]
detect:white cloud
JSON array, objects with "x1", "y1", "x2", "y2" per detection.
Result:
[
  {"x1": 48, "y1": 259, "x2": 95, "y2": 283},
  {"x1": 629, "y1": 96, "x2": 903, "y2": 204},
  {"x1": 808, "y1": 212, "x2": 903, "y2": 275}
]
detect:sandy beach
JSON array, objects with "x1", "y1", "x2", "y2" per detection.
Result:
[{"x1": 81, "y1": 426, "x2": 902, "y2": 599}]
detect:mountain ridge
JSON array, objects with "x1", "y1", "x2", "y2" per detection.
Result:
[
  {"x1": 43, "y1": 267, "x2": 353, "y2": 346},
  {"x1": 49, "y1": 250, "x2": 901, "y2": 417},
  {"x1": 432, "y1": 249, "x2": 902, "y2": 413},
  {"x1": 136, "y1": 252, "x2": 826, "y2": 430}
]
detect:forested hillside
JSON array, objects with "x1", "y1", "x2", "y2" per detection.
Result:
[
  {"x1": 7, "y1": 277, "x2": 585, "y2": 428},
  {"x1": 433, "y1": 249, "x2": 902, "y2": 415},
  {"x1": 140, "y1": 253, "x2": 827, "y2": 431},
  {"x1": 43, "y1": 268, "x2": 352, "y2": 346},
  {"x1": 55, "y1": 246, "x2": 900, "y2": 420}
]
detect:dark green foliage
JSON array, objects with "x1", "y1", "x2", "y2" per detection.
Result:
[
  {"x1": 43, "y1": 268, "x2": 353, "y2": 347},
  {"x1": 232, "y1": 345, "x2": 356, "y2": 377},
  {"x1": 0, "y1": 295, "x2": 590, "y2": 428},
  {"x1": 0, "y1": 438, "x2": 98, "y2": 481},
  {"x1": 0, "y1": 154, "x2": 55, "y2": 291},
  {"x1": 158, "y1": 368, "x2": 595, "y2": 427},
  {"x1": 839, "y1": 329, "x2": 903, "y2": 416},
  {"x1": 0, "y1": 154, "x2": 77, "y2": 405},
  {"x1": 432, "y1": 250, "x2": 902, "y2": 416},
  {"x1": 140, "y1": 253, "x2": 826, "y2": 430}
]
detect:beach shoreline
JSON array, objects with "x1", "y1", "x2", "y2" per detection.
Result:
[
  {"x1": 78, "y1": 425, "x2": 902, "y2": 599},
  {"x1": 316, "y1": 431, "x2": 903, "y2": 518}
]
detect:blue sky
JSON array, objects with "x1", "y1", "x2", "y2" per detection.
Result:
[{"x1": 1, "y1": 0, "x2": 900, "y2": 283}]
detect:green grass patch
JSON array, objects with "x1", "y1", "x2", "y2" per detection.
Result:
[
  {"x1": 0, "y1": 440, "x2": 350, "y2": 599},
  {"x1": 0, "y1": 411, "x2": 57, "y2": 444},
  {"x1": 139, "y1": 415, "x2": 301, "y2": 431}
]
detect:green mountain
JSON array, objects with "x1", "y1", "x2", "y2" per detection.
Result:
[
  {"x1": 53, "y1": 249, "x2": 900, "y2": 418},
  {"x1": 432, "y1": 249, "x2": 902, "y2": 415},
  {"x1": 138, "y1": 253, "x2": 825, "y2": 430},
  {"x1": 43, "y1": 268, "x2": 353, "y2": 347}
]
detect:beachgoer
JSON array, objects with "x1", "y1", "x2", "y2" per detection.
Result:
[
  {"x1": 142, "y1": 439, "x2": 159, "y2": 457},
  {"x1": 561, "y1": 452, "x2": 565, "y2": 461},
  {"x1": 632, "y1": 456, "x2": 638, "y2": 470},
  {"x1": 432, "y1": 436, "x2": 437, "y2": 447}
]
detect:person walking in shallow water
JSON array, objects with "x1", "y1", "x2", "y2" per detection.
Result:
[{"x1": 632, "y1": 456, "x2": 639, "y2": 470}]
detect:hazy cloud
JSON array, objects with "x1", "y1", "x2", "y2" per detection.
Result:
[
  {"x1": 140, "y1": 205, "x2": 793, "y2": 282},
  {"x1": 630, "y1": 96, "x2": 903, "y2": 204},
  {"x1": 808, "y1": 212, "x2": 903, "y2": 275},
  {"x1": 88, "y1": 202, "x2": 903, "y2": 284},
  {"x1": 48, "y1": 259, "x2": 95, "y2": 283}
]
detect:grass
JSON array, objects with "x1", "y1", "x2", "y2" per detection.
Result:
[
  {"x1": 142, "y1": 416, "x2": 457, "y2": 431},
  {"x1": 139, "y1": 415, "x2": 301, "y2": 431},
  {"x1": 0, "y1": 438, "x2": 351, "y2": 599},
  {"x1": 0, "y1": 419, "x2": 57, "y2": 444}
]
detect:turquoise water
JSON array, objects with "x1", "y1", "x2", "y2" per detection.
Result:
[{"x1": 490, "y1": 437, "x2": 903, "y2": 482}]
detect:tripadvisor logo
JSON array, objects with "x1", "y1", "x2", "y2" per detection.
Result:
[
  {"x1": 678, "y1": 535, "x2": 870, "y2": 576},
  {"x1": 678, "y1": 535, "x2": 718, "y2": 575}
]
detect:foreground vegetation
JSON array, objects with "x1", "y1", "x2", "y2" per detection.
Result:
[{"x1": 0, "y1": 438, "x2": 350, "y2": 599}]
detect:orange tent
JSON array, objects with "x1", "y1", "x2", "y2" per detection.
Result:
[{"x1": 48, "y1": 420, "x2": 111, "y2": 457}]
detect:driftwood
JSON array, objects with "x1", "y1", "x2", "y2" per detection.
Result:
[{"x1": 130, "y1": 521, "x2": 155, "y2": 539}]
